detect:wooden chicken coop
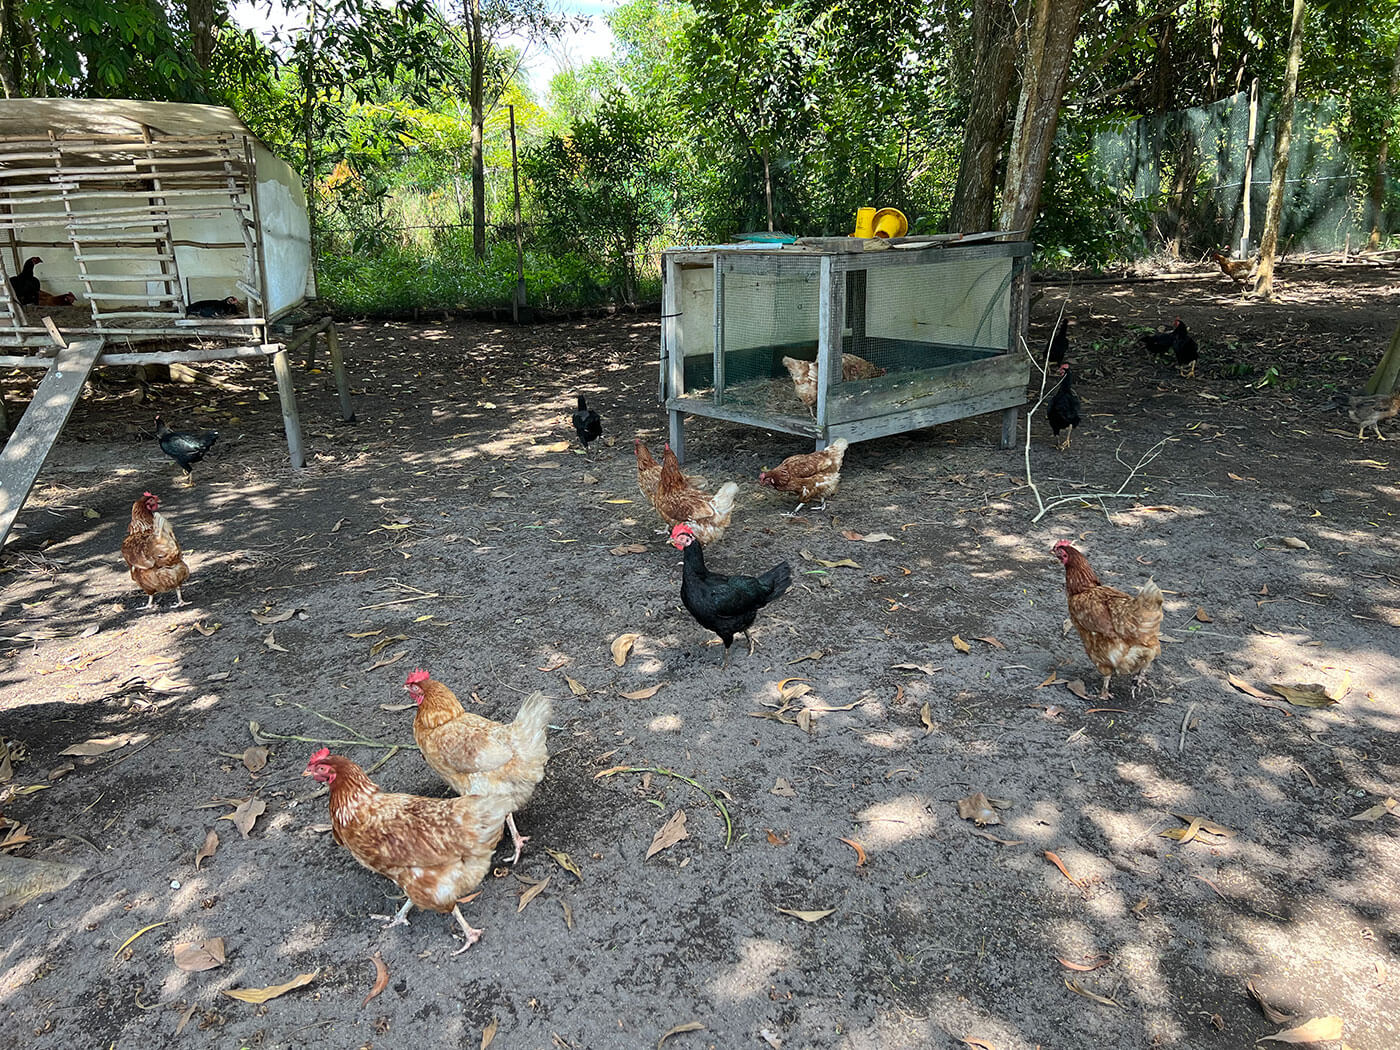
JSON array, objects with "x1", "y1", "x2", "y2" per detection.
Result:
[
  {"x1": 659, "y1": 234, "x2": 1032, "y2": 460},
  {"x1": 0, "y1": 98, "x2": 353, "y2": 546}
]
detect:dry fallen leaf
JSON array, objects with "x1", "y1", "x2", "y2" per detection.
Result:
[
  {"x1": 1247, "y1": 979, "x2": 1294, "y2": 1024},
  {"x1": 482, "y1": 1017, "x2": 499, "y2": 1049},
  {"x1": 610, "y1": 633, "x2": 640, "y2": 667},
  {"x1": 194, "y1": 829, "x2": 219, "y2": 871},
  {"x1": 951, "y1": 634, "x2": 971, "y2": 654},
  {"x1": 839, "y1": 837, "x2": 867, "y2": 866},
  {"x1": 362, "y1": 952, "x2": 388, "y2": 1008},
  {"x1": 1064, "y1": 977, "x2": 1121, "y2": 1007},
  {"x1": 1269, "y1": 683, "x2": 1339, "y2": 708},
  {"x1": 1227, "y1": 674, "x2": 1283, "y2": 701},
  {"x1": 263, "y1": 631, "x2": 289, "y2": 653},
  {"x1": 1195, "y1": 607, "x2": 1213, "y2": 622},
  {"x1": 222, "y1": 971, "x2": 317, "y2": 1004},
  {"x1": 251, "y1": 607, "x2": 298, "y2": 625},
  {"x1": 1280, "y1": 537, "x2": 1311, "y2": 550},
  {"x1": 920, "y1": 702, "x2": 933, "y2": 734},
  {"x1": 564, "y1": 674, "x2": 588, "y2": 697},
  {"x1": 60, "y1": 732, "x2": 147, "y2": 757},
  {"x1": 646, "y1": 810, "x2": 688, "y2": 860},
  {"x1": 517, "y1": 875, "x2": 551, "y2": 912},
  {"x1": 193, "y1": 621, "x2": 220, "y2": 636},
  {"x1": 770, "y1": 777, "x2": 796, "y2": 798},
  {"x1": 775, "y1": 906, "x2": 835, "y2": 922},
  {"x1": 609, "y1": 543, "x2": 647, "y2": 555},
  {"x1": 957, "y1": 792, "x2": 1010, "y2": 826},
  {"x1": 219, "y1": 798, "x2": 266, "y2": 839},
  {"x1": 1057, "y1": 955, "x2": 1110, "y2": 972},
  {"x1": 545, "y1": 848, "x2": 583, "y2": 881},
  {"x1": 815, "y1": 557, "x2": 861, "y2": 568},
  {"x1": 1349, "y1": 797, "x2": 1399, "y2": 822},
  {"x1": 619, "y1": 683, "x2": 664, "y2": 700},
  {"x1": 174, "y1": 938, "x2": 226, "y2": 972},
  {"x1": 974, "y1": 635, "x2": 1005, "y2": 649},
  {"x1": 365, "y1": 650, "x2": 408, "y2": 673},
  {"x1": 241, "y1": 746, "x2": 269, "y2": 774},
  {"x1": 962, "y1": 1039, "x2": 997, "y2": 1050},
  {"x1": 1066, "y1": 679, "x2": 1090, "y2": 700},
  {"x1": 1044, "y1": 850, "x2": 1085, "y2": 889},
  {"x1": 779, "y1": 679, "x2": 812, "y2": 703},
  {"x1": 657, "y1": 1021, "x2": 706, "y2": 1048},
  {"x1": 1259, "y1": 1016, "x2": 1344, "y2": 1044},
  {"x1": 537, "y1": 656, "x2": 571, "y2": 672}
]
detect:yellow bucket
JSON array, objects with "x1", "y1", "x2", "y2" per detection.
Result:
[
  {"x1": 853, "y1": 207, "x2": 877, "y2": 238},
  {"x1": 872, "y1": 207, "x2": 908, "y2": 239}
]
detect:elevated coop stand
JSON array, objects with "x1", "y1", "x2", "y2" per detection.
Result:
[
  {"x1": 660, "y1": 234, "x2": 1031, "y2": 460},
  {"x1": 0, "y1": 99, "x2": 352, "y2": 547}
]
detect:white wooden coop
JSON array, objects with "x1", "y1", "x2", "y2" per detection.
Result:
[
  {"x1": 0, "y1": 98, "x2": 353, "y2": 546},
  {"x1": 660, "y1": 234, "x2": 1031, "y2": 460}
]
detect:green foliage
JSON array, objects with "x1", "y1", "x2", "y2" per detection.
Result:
[
  {"x1": 523, "y1": 92, "x2": 675, "y2": 302},
  {"x1": 315, "y1": 236, "x2": 621, "y2": 314}
]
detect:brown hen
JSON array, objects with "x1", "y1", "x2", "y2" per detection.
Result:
[
  {"x1": 780, "y1": 354, "x2": 886, "y2": 413},
  {"x1": 304, "y1": 749, "x2": 512, "y2": 954},
  {"x1": 1054, "y1": 541, "x2": 1163, "y2": 699},
  {"x1": 759, "y1": 438, "x2": 849, "y2": 513},
  {"x1": 120, "y1": 492, "x2": 190, "y2": 610},
  {"x1": 651, "y1": 444, "x2": 739, "y2": 544},
  {"x1": 406, "y1": 671, "x2": 551, "y2": 864}
]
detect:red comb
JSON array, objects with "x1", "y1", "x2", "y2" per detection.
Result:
[
  {"x1": 405, "y1": 669, "x2": 430, "y2": 685},
  {"x1": 670, "y1": 523, "x2": 695, "y2": 538},
  {"x1": 307, "y1": 747, "x2": 330, "y2": 764}
]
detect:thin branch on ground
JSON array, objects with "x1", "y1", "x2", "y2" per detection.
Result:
[
  {"x1": 593, "y1": 765, "x2": 734, "y2": 847},
  {"x1": 1019, "y1": 322, "x2": 1170, "y2": 524}
]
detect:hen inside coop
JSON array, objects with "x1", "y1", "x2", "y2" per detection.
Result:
[{"x1": 661, "y1": 237, "x2": 1031, "y2": 454}]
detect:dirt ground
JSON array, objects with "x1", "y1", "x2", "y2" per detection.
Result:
[{"x1": 0, "y1": 262, "x2": 1397, "y2": 1050}]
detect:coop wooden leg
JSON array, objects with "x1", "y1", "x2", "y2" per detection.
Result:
[
  {"x1": 0, "y1": 392, "x2": 8, "y2": 435},
  {"x1": 326, "y1": 323, "x2": 355, "y2": 422},
  {"x1": 1000, "y1": 406, "x2": 1018, "y2": 449},
  {"x1": 669, "y1": 409, "x2": 685, "y2": 464},
  {"x1": 304, "y1": 329, "x2": 318, "y2": 370},
  {"x1": 271, "y1": 348, "x2": 307, "y2": 468}
]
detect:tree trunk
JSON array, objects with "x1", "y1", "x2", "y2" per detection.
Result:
[
  {"x1": 997, "y1": 0, "x2": 1086, "y2": 235},
  {"x1": 1238, "y1": 77, "x2": 1260, "y2": 255},
  {"x1": 1166, "y1": 127, "x2": 1198, "y2": 259},
  {"x1": 186, "y1": 0, "x2": 217, "y2": 70},
  {"x1": 1367, "y1": 34, "x2": 1400, "y2": 251},
  {"x1": 762, "y1": 143, "x2": 774, "y2": 232},
  {"x1": 948, "y1": 0, "x2": 1020, "y2": 233},
  {"x1": 468, "y1": 0, "x2": 487, "y2": 260},
  {"x1": 0, "y1": 0, "x2": 23, "y2": 96},
  {"x1": 1254, "y1": 0, "x2": 1306, "y2": 299}
]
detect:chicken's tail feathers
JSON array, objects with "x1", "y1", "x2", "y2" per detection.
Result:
[
  {"x1": 710, "y1": 481, "x2": 740, "y2": 517},
  {"x1": 510, "y1": 690, "x2": 553, "y2": 751},
  {"x1": 760, "y1": 561, "x2": 793, "y2": 602},
  {"x1": 1133, "y1": 577, "x2": 1165, "y2": 621}
]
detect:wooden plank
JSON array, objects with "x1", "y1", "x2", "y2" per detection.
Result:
[
  {"x1": 1001, "y1": 406, "x2": 1018, "y2": 449},
  {"x1": 826, "y1": 387, "x2": 1028, "y2": 446},
  {"x1": 97, "y1": 343, "x2": 278, "y2": 366},
  {"x1": 712, "y1": 262, "x2": 725, "y2": 403},
  {"x1": 665, "y1": 396, "x2": 822, "y2": 438},
  {"x1": 325, "y1": 323, "x2": 355, "y2": 422},
  {"x1": 660, "y1": 254, "x2": 684, "y2": 402},
  {"x1": 0, "y1": 339, "x2": 103, "y2": 548},
  {"x1": 825, "y1": 352, "x2": 1025, "y2": 424},
  {"x1": 829, "y1": 240, "x2": 1032, "y2": 274},
  {"x1": 270, "y1": 348, "x2": 306, "y2": 468}
]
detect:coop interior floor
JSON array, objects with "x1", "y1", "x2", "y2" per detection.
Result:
[{"x1": 0, "y1": 263, "x2": 1397, "y2": 1050}]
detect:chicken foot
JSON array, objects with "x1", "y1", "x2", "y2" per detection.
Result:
[
  {"x1": 1059, "y1": 426, "x2": 1074, "y2": 452},
  {"x1": 377, "y1": 897, "x2": 415, "y2": 928},
  {"x1": 173, "y1": 586, "x2": 190, "y2": 608},
  {"x1": 1098, "y1": 674, "x2": 1112, "y2": 700},
  {"x1": 449, "y1": 904, "x2": 483, "y2": 955},
  {"x1": 504, "y1": 812, "x2": 529, "y2": 864}
]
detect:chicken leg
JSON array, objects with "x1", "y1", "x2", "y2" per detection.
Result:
[
  {"x1": 380, "y1": 898, "x2": 414, "y2": 927},
  {"x1": 504, "y1": 812, "x2": 529, "y2": 864},
  {"x1": 1059, "y1": 425, "x2": 1074, "y2": 452},
  {"x1": 450, "y1": 904, "x2": 483, "y2": 955},
  {"x1": 173, "y1": 586, "x2": 190, "y2": 608},
  {"x1": 1098, "y1": 674, "x2": 1112, "y2": 700}
]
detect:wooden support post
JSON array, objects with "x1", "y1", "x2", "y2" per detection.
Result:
[
  {"x1": 668, "y1": 408, "x2": 685, "y2": 464},
  {"x1": 1000, "y1": 406, "x2": 1018, "y2": 449},
  {"x1": 304, "y1": 329, "x2": 318, "y2": 370},
  {"x1": 326, "y1": 322, "x2": 354, "y2": 422},
  {"x1": 270, "y1": 348, "x2": 306, "y2": 468},
  {"x1": 0, "y1": 392, "x2": 8, "y2": 435}
]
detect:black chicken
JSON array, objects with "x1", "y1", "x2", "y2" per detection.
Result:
[
  {"x1": 669, "y1": 523, "x2": 791, "y2": 668},
  {"x1": 9, "y1": 256, "x2": 41, "y2": 305},
  {"x1": 1139, "y1": 324, "x2": 1175, "y2": 357},
  {"x1": 1047, "y1": 364, "x2": 1081, "y2": 451},
  {"x1": 1172, "y1": 319, "x2": 1199, "y2": 377},
  {"x1": 572, "y1": 395, "x2": 602, "y2": 452},
  {"x1": 187, "y1": 296, "x2": 242, "y2": 318},
  {"x1": 155, "y1": 415, "x2": 219, "y2": 486}
]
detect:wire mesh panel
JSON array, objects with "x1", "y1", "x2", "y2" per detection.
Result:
[
  {"x1": 674, "y1": 261, "x2": 716, "y2": 395},
  {"x1": 717, "y1": 257, "x2": 821, "y2": 415}
]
